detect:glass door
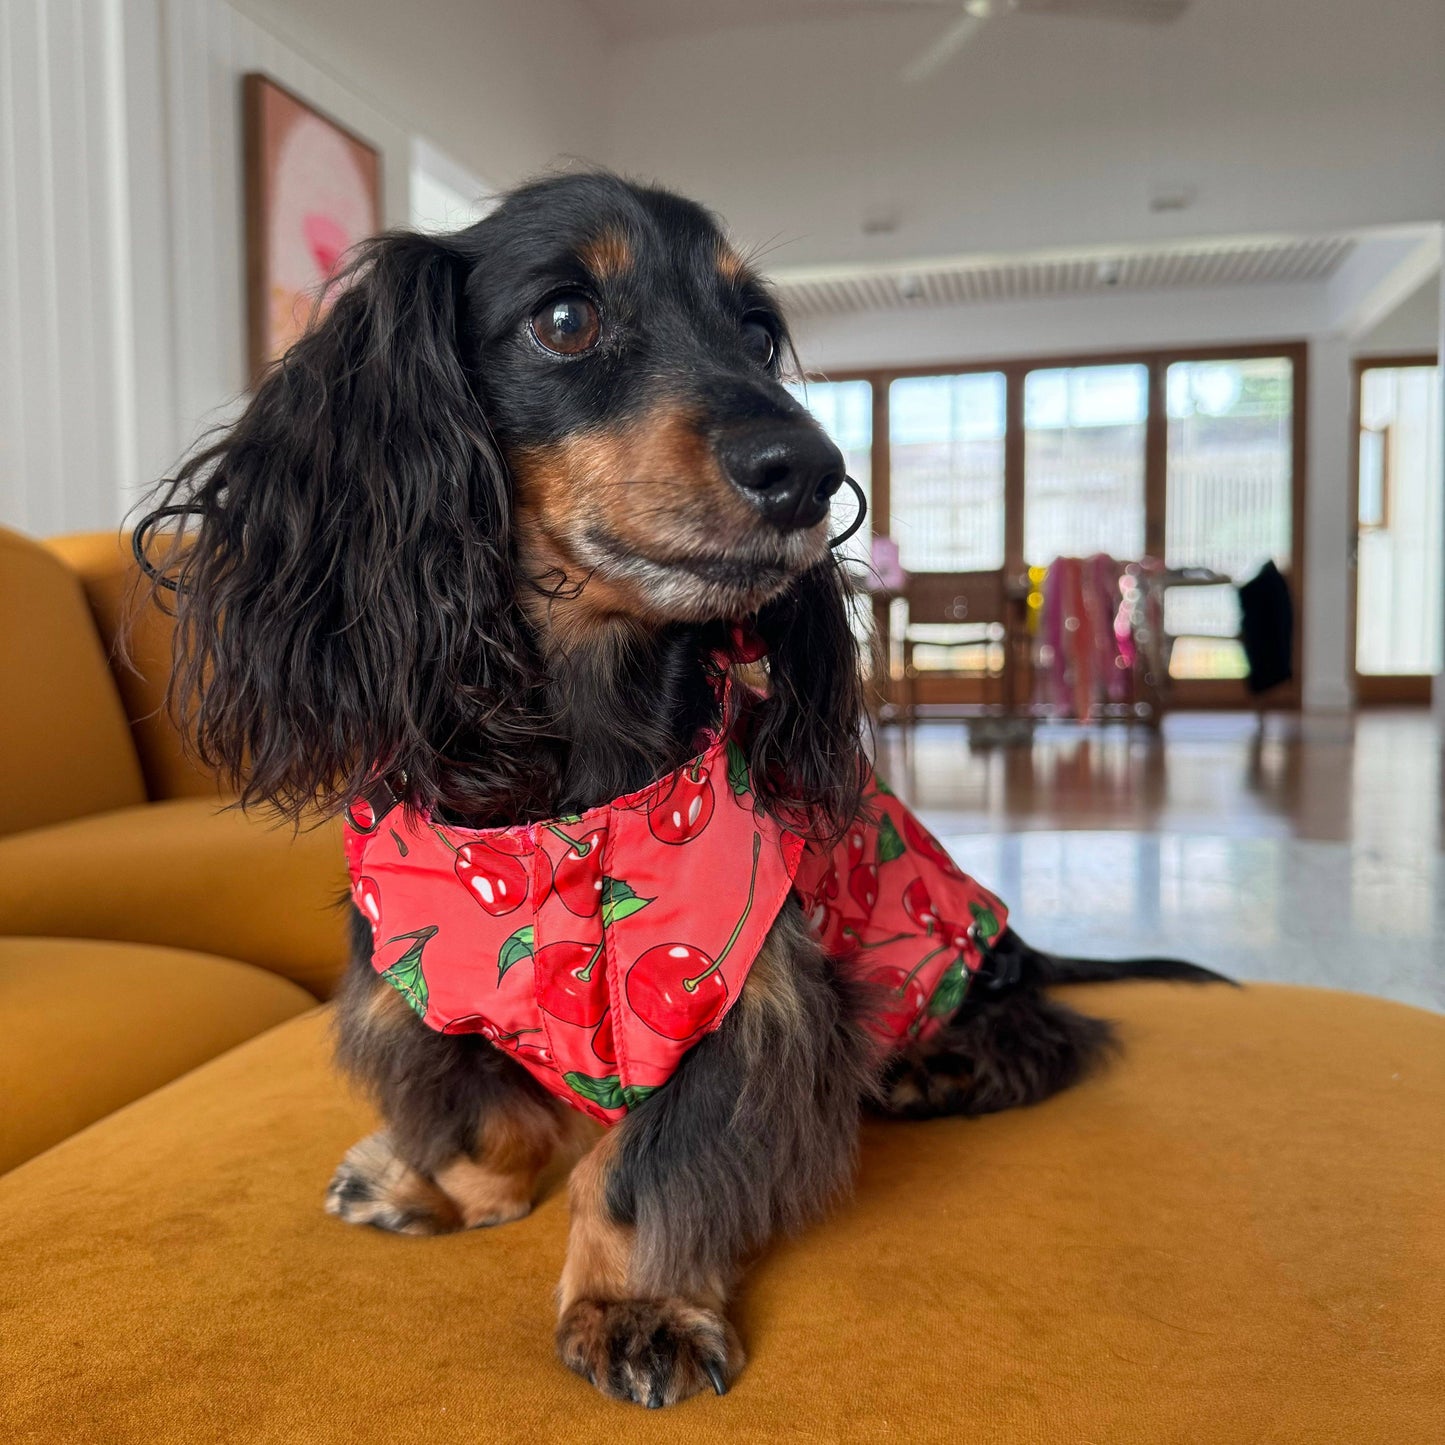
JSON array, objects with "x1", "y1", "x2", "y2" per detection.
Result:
[{"x1": 1354, "y1": 359, "x2": 1443, "y2": 700}]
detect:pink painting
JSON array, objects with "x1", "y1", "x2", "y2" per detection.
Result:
[{"x1": 245, "y1": 74, "x2": 381, "y2": 382}]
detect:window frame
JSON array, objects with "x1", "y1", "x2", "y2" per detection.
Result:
[{"x1": 805, "y1": 340, "x2": 1308, "y2": 709}]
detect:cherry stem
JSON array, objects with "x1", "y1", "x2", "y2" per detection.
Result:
[
  {"x1": 429, "y1": 825, "x2": 460, "y2": 856},
  {"x1": 896, "y1": 944, "x2": 949, "y2": 994},
  {"x1": 856, "y1": 931, "x2": 914, "y2": 951},
  {"x1": 684, "y1": 833, "x2": 761, "y2": 992},
  {"x1": 545, "y1": 822, "x2": 591, "y2": 856},
  {"x1": 577, "y1": 941, "x2": 605, "y2": 983}
]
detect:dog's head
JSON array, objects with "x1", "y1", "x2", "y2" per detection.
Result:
[
  {"x1": 473, "y1": 174, "x2": 846, "y2": 629},
  {"x1": 142, "y1": 172, "x2": 863, "y2": 825}
]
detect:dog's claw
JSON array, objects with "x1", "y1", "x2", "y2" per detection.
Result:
[{"x1": 705, "y1": 1360, "x2": 728, "y2": 1396}]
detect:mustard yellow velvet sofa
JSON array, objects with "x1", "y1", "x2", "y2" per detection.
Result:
[{"x1": 2, "y1": 526, "x2": 1441, "y2": 1443}]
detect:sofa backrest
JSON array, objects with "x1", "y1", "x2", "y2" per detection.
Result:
[
  {"x1": 45, "y1": 531, "x2": 223, "y2": 802},
  {"x1": 0, "y1": 527, "x2": 149, "y2": 835}
]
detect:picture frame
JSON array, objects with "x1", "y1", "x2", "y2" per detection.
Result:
[{"x1": 243, "y1": 73, "x2": 382, "y2": 384}]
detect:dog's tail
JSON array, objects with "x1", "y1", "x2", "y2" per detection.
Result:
[{"x1": 991, "y1": 927, "x2": 1238, "y2": 988}]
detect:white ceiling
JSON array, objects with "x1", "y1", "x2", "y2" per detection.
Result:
[
  {"x1": 771, "y1": 234, "x2": 1358, "y2": 318},
  {"x1": 582, "y1": 0, "x2": 906, "y2": 43}
]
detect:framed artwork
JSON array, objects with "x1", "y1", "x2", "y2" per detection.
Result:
[{"x1": 244, "y1": 73, "x2": 382, "y2": 383}]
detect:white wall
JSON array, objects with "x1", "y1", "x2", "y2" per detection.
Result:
[
  {"x1": 0, "y1": 0, "x2": 134, "y2": 534},
  {"x1": 230, "y1": 0, "x2": 608, "y2": 190},
  {"x1": 1354, "y1": 273, "x2": 1441, "y2": 357},
  {"x1": 607, "y1": 0, "x2": 1445, "y2": 271},
  {"x1": 0, "y1": 0, "x2": 606, "y2": 536}
]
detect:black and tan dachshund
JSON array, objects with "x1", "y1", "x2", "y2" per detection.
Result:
[{"x1": 138, "y1": 171, "x2": 1226, "y2": 1409}]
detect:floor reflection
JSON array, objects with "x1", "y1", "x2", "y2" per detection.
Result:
[{"x1": 933, "y1": 829, "x2": 1444, "y2": 1013}]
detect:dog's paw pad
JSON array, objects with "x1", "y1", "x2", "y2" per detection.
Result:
[{"x1": 557, "y1": 1298, "x2": 742, "y2": 1408}]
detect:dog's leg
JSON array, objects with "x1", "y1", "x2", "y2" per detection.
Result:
[
  {"x1": 556, "y1": 907, "x2": 876, "y2": 1408},
  {"x1": 878, "y1": 987, "x2": 1116, "y2": 1120},
  {"x1": 326, "y1": 940, "x2": 570, "y2": 1234}
]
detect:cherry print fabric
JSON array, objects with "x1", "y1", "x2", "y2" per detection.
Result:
[{"x1": 346, "y1": 742, "x2": 1007, "y2": 1125}]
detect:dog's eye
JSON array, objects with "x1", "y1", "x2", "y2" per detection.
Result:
[
  {"x1": 741, "y1": 316, "x2": 776, "y2": 368},
  {"x1": 531, "y1": 293, "x2": 601, "y2": 356}
]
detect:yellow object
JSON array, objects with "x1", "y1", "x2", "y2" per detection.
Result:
[
  {"x1": 0, "y1": 936, "x2": 313, "y2": 1172},
  {"x1": 0, "y1": 528, "x2": 147, "y2": 834},
  {"x1": 46, "y1": 529, "x2": 223, "y2": 801},
  {"x1": 1, "y1": 984, "x2": 1440, "y2": 1441},
  {"x1": 0, "y1": 797, "x2": 349, "y2": 995}
]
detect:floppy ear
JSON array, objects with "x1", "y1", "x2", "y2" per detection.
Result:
[
  {"x1": 748, "y1": 556, "x2": 869, "y2": 840},
  {"x1": 140, "y1": 231, "x2": 546, "y2": 822}
]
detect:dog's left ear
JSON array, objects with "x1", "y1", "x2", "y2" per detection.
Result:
[
  {"x1": 137, "y1": 230, "x2": 546, "y2": 822},
  {"x1": 748, "y1": 557, "x2": 869, "y2": 839}
]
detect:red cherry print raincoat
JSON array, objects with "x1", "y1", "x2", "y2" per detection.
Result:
[{"x1": 346, "y1": 735, "x2": 1007, "y2": 1126}]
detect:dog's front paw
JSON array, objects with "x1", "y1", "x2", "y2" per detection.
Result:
[
  {"x1": 557, "y1": 1298, "x2": 743, "y2": 1408},
  {"x1": 324, "y1": 1133, "x2": 463, "y2": 1235}
]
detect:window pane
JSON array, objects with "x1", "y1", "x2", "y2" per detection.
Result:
[
  {"x1": 1356, "y1": 365, "x2": 1443, "y2": 676},
  {"x1": 1164, "y1": 358, "x2": 1293, "y2": 680},
  {"x1": 1024, "y1": 364, "x2": 1147, "y2": 566},
  {"x1": 784, "y1": 379, "x2": 872, "y2": 570},
  {"x1": 888, "y1": 373, "x2": 1006, "y2": 571}
]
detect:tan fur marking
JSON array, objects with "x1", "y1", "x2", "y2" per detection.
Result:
[
  {"x1": 361, "y1": 979, "x2": 413, "y2": 1030},
  {"x1": 435, "y1": 1090, "x2": 565, "y2": 1227},
  {"x1": 325, "y1": 1133, "x2": 464, "y2": 1234},
  {"x1": 578, "y1": 228, "x2": 632, "y2": 281},
  {"x1": 716, "y1": 241, "x2": 749, "y2": 285},
  {"x1": 559, "y1": 1129, "x2": 635, "y2": 1313},
  {"x1": 736, "y1": 925, "x2": 807, "y2": 1035}
]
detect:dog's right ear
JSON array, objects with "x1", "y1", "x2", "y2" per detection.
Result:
[{"x1": 138, "y1": 231, "x2": 547, "y2": 822}]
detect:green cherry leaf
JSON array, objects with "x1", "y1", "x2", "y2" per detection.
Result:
[
  {"x1": 872, "y1": 776, "x2": 896, "y2": 798},
  {"x1": 726, "y1": 740, "x2": 752, "y2": 796},
  {"x1": 498, "y1": 924, "x2": 536, "y2": 981},
  {"x1": 563, "y1": 1072, "x2": 626, "y2": 1111},
  {"x1": 620, "y1": 1083, "x2": 659, "y2": 1109},
  {"x1": 927, "y1": 957, "x2": 969, "y2": 1018},
  {"x1": 379, "y1": 925, "x2": 436, "y2": 1017},
  {"x1": 969, "y1": 902, "x2": 1001, "y2": 943},
  {"x1": 876, "y1": 814, "x2": 906, "y2": 864},
  {"x1": 601, "y1": 876, "x2": 652, "y2": 927}
]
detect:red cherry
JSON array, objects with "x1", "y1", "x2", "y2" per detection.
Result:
[
  {"x1": 902, "y1": 878, "x2": 940, "y2": 934},
  {"x1": 626, "y1": 943, "x2": 730, "y2": 1040},
  {"x1": 846, "y1": 826, "x2": 868, "y2": 870},
  {"x1": 550, "y1": 825, "x2": 607, "y2": 916},
  {"x1": 867, "y1": 966, "x2": 929, "y2": 1037},
  {"x1": 648, "y1": 764, "x2": 716, "y2": 844},
  {"x1": 353, "y1": 875, "x2": 382, "y2": 941},
  {"x1": 349, "y1": 797, "x2": 375, "y2": 830},
  {"x1": 804, "y1": 897, "x2": 841, "y2": 943},
  {"x1": 530, "y1": 847, "x2": 554, "y2": 908},
  {"x1": 902, "y1": 815, "x2": 963, "y2": 878},
  {"x1": 535, "y1": 940, "x2": 608, "y2": 1027},
  {"x1": 592, "y1": 1012, "x2": 617, "y2": 1066},
  {"x1": 818, "y1": 864, "x2": 841, "y2": 901},
  {"x1": 848, "y1": 862, "x2": 879, "y2": 913},
  {"x1": 454, "y1": 837, "x2": 530, "y2": 916},
  {"x1": 441, "y1": 1013, "x2": 495, "y2": 1037}
]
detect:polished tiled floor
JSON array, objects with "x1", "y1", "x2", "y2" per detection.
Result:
[{"x1": 880, "y1": 710, "x2": 1444, "y2": 1012}]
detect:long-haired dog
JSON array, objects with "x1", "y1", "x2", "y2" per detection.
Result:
[{"x1": 139, "y1": 171, "x2": 1225, "y2": 1408}]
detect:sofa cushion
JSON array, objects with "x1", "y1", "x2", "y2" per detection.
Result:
[
  {"x1": 0, "y1": 936, "x2": 313, "y2": 1172},
  {"x1": 0, "y1": 527, "x2": 147, "y2": 836},
  {"x1": 0, "y1": 797, "x2": 349, "y2": 996},
  {"x1": 0, "y1": 983, "x2": 1438, "y2": 1443},
  {"x1": 46, "y1": 530, "x2": 222, "y2": 803}
]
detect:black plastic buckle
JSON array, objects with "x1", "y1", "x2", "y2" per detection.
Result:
[
  {"x1": 970, "y1": 923, "x2": 1021, "y2": 993},
  {"x1": 344, "y1": 777, "x2": 400, "y2": 835}
]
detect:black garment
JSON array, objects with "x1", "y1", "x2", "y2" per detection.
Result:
[{"x1": 1237, "y1": 561, "x2": 1294, "y2": 695}]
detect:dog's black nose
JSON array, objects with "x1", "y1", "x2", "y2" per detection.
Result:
[{"x1": 717, "y1": 424, "x2": 846, "y2": 530}]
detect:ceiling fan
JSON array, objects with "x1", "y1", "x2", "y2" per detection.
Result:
[{"x1": 894, "y1": 0, "x2": 1190, "y2": 84}]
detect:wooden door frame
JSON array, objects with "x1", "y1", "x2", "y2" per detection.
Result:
[
  {"x1": 811, "y1": 340, "x2": 1309, "y2": 710},
  {"x1": 1349, "y1": 352, "x2": 1440, "y2": 705}
]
